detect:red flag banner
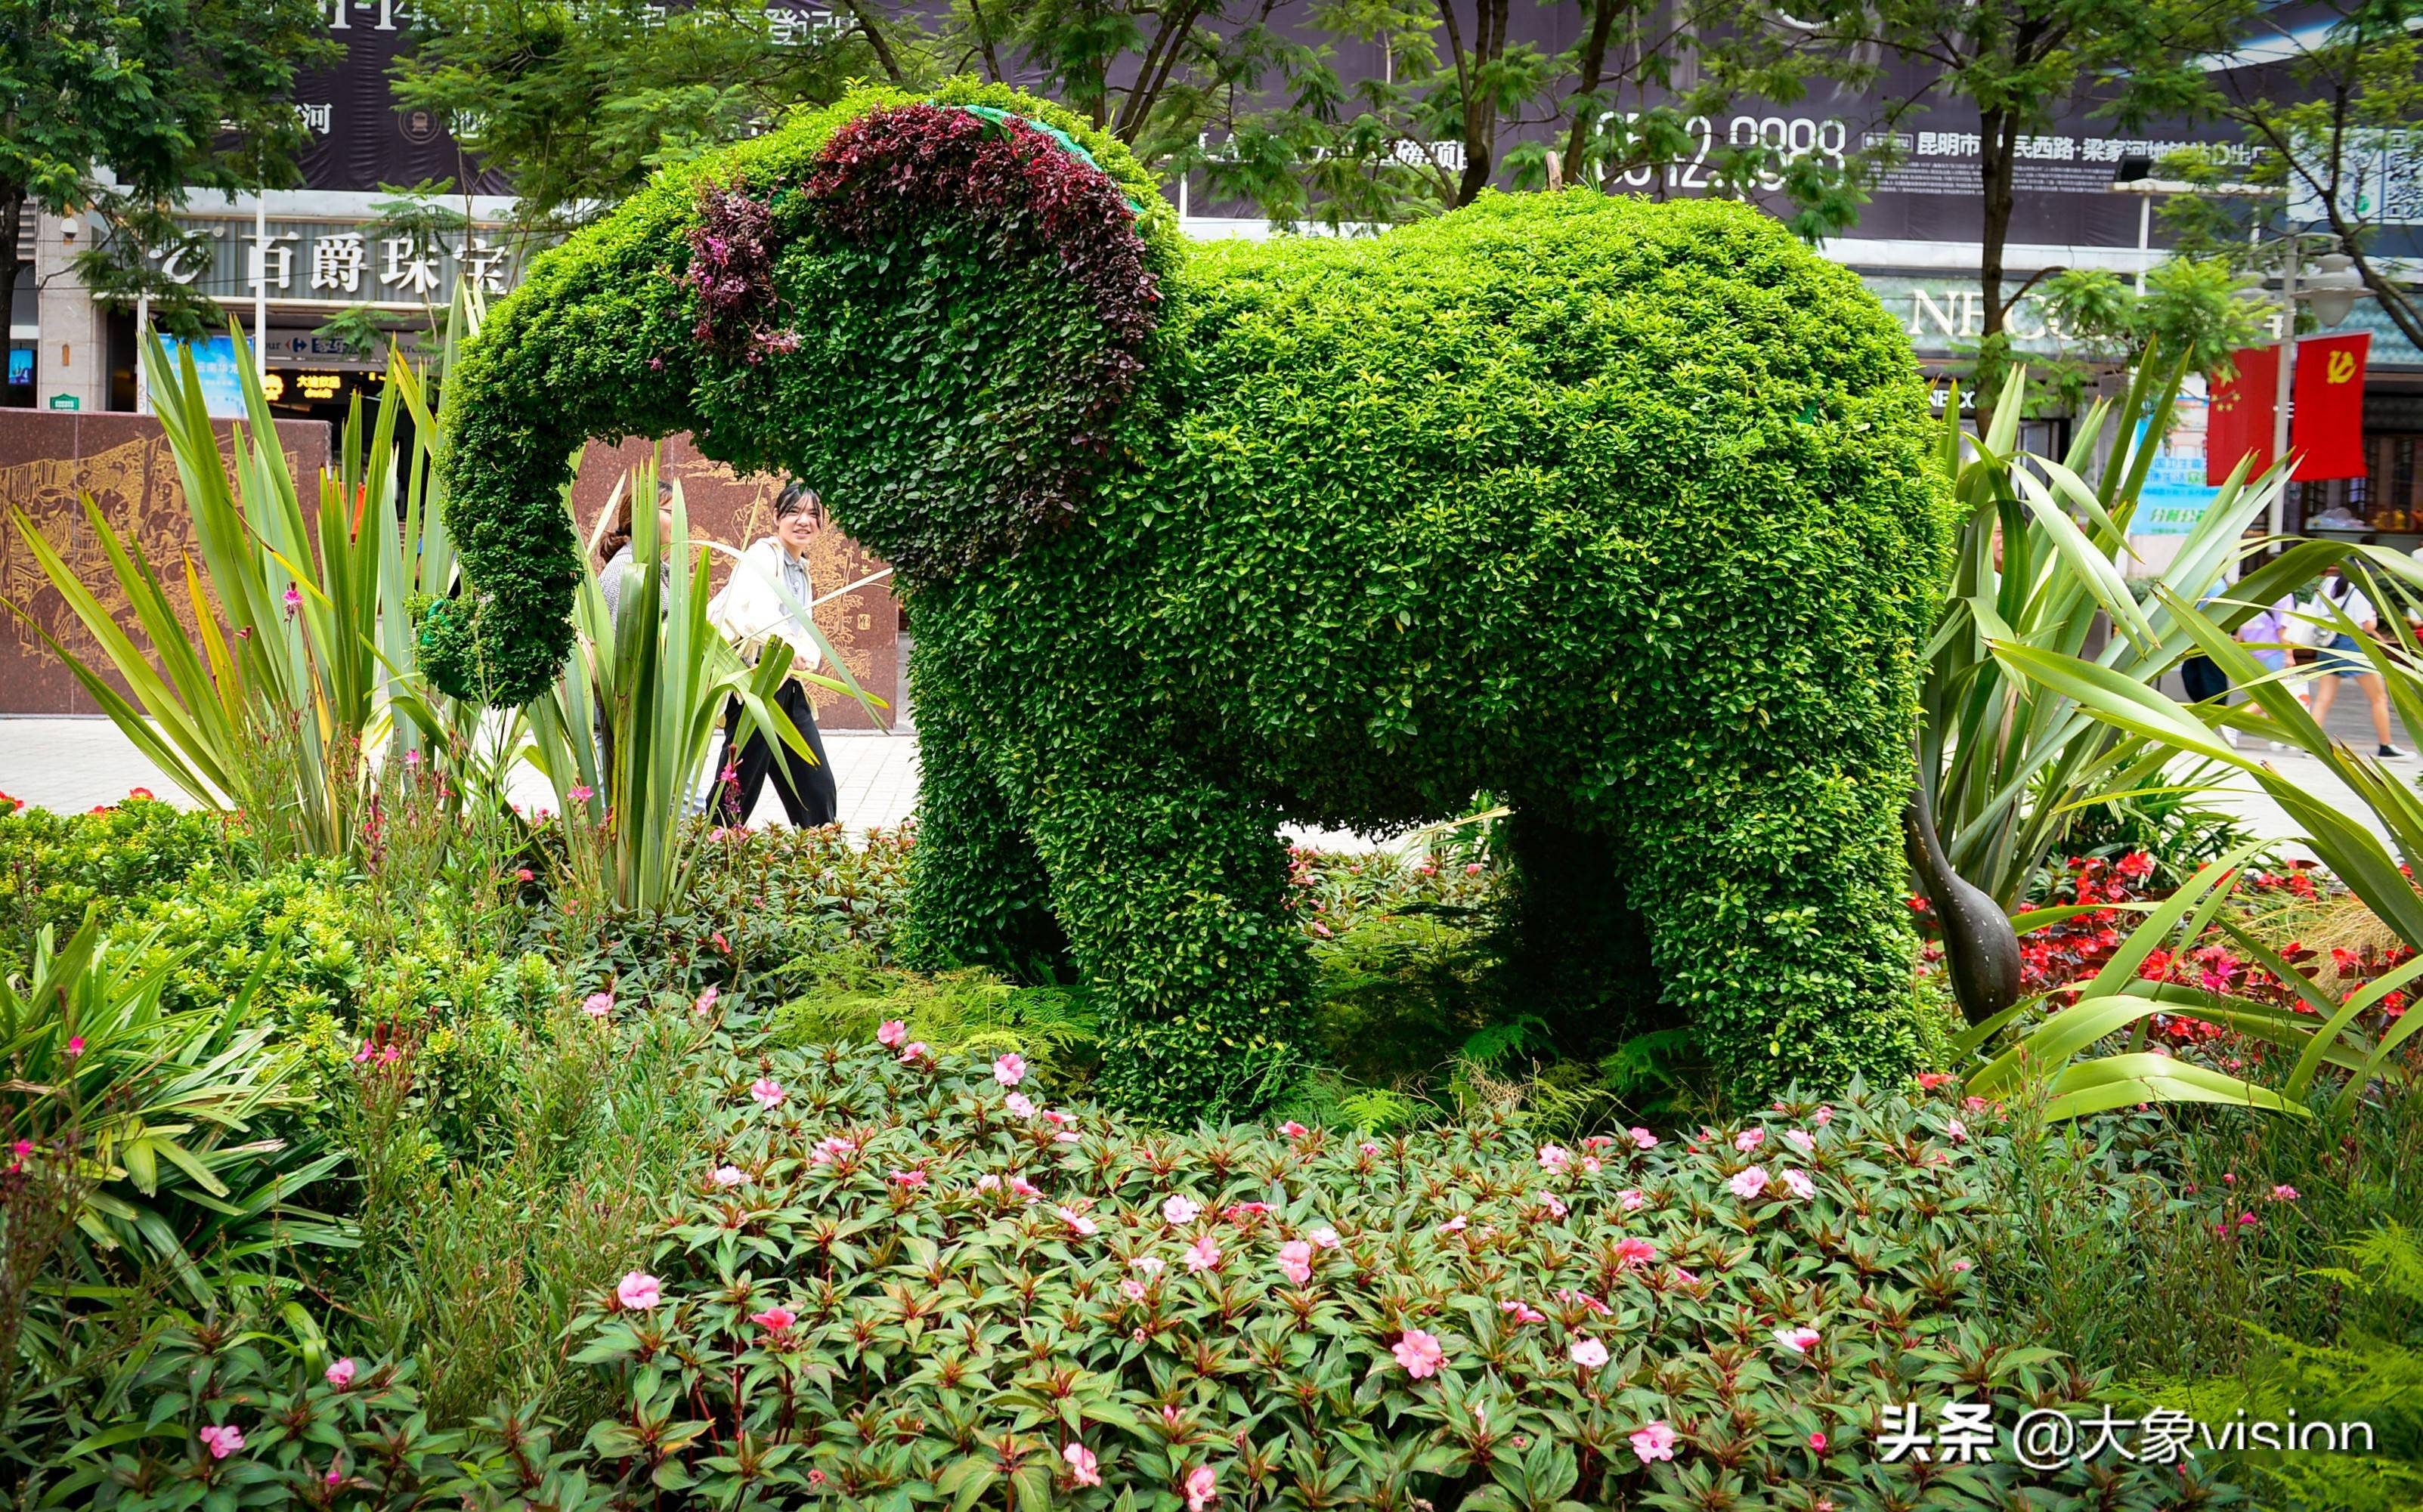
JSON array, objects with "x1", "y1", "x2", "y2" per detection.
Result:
[
  {"x1": 2292, "y1": 332, "x2": 2370, "y2": 481},
  {"x1": 2206, "y1": 345, "x2": 2278, "y2": 485}
]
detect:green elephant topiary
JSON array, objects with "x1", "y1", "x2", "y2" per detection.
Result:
[{"x1": 432, "y1": 81, "x2": 1956, "y2": 1119}]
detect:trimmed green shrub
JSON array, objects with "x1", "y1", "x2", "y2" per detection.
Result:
[
  {"x1": 437, "y1": 82, "x2": 1953, "y2": 1116},
  {"x1": 0, "y1": 796, "x2": 236, "y2": 975}
]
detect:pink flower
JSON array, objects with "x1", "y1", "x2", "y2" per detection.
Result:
[
  {"x1": 1064, "y1": 1442, "x2": 1101, "y2": 1488},
  {"x1": 1276, "y1": 1240, "x2": 1314, "y2": 1285},
  {"x1": 692, "y1": 985, "x2": 719, "y2": 1017},
  {"x1": 1569, "y1": 1337, "x2": 1610, "y2": 1368},
  {"x1": 617, "y1": 1272, "x2": 662, "y2": 1309},
  {"x1": 750, "y1": 1306, "x2": 796, "y2": 1330},
  {"x1": 1945, "y1": 1117, "x2": 1969, "y2": 1143},
  {"x1": 1435, "y1": 1214, "x2": 1468, "y2": 1235},
  {"x1": 1164, "y1": 1195, "x2": 1202, "y2": 1225},
  {"x1": 1728, "y1": 1166, "x2": 1769, "y2": 1199},
  {"x1": 1005, "y1": 1092, "x2": 1036, "y2": 1118},
  {"x1": 324, "y1": 1358, "x2": 356, "y2": 1389},
  {"x1": 1391, "y1": 1328, "x2": 1447, "y2": 1378},
  {"x1": 1542, "y1": 1193, "x2": 1568, "y2": 1219},
  {"x1": 712, "y1": 1165, "x2": 749, "y2": 1188},
  {"x1": 1916, "y1": 1071, "x2": 1955, "y2": 1090},
  {"x1": 282, "y1": 583, "x2": 302, "y2": 611},
  {"x1": 976, "y1": 1174, "x2": 1001, "y2": 1192},
  {"x1": 1629, "y1": 1421, "x2": 1676, "y2": 1463},
  {"x1": 1952, "y1": 1258, "x2": 1973, "y2": 1272},
  {"x1": 1009, "y1": 1175, "x2": 1042, "y2": 1202},
  {"x1": 1628, "y1": 1127, "x2": 1659, "y2": 1149},
  {"x1": 582, "y1": 991, "x2": 613, "y2": 1019},
  {"x1": 890, "y1": 1168, "x2": 928, "y2": 1189},
  {"x1": 1773, "y1": 1326, "x2": 1820, "y2": 1354},
  {"x1": 749, "y1": 1078, "x2": 784, "y2": 1109},
  {"x1": 1617, "y1": 1188, "x2": 1645, "y2": 1212},
  {"x1": 1184, "y1": 1234, "x2": 1223, "y2": 1272},
  {"x1": 898, "y1": 1040, "x2": 929, "y2": 1064},
  {"x1": 2271, "y1": 1185, "x2": 2300, "y2": 1202},
  {"x1": 1057, "y1": 1205, "x2": 1098, "y2": 1236},
  {"x1": 1784, "y1": 1128, "x2": 1815, "y2": 1154},
  {"x1": 1780, "y1": 1168, "x2": 1816, "y2": 1201},
  {"x1": 1359, "y1": 1140, "x2": 1382, "y2": 1157},
  {"x1": 876, "y1": 1019, "x2": 907, "y2": 1047},
  {"x1": 1131, "y1": 1254, "x2": 1165, "y2": 1274},
  {"x1": 992, "y1": 1053, "x2": 1027, "y2": 1087},
  {"x1": 198, "y1": 1423, "x2": 245, "y2": 1459},
  {"x1": 1538, "y1": 1143, "x2": 1571, "y2": 1173},
  {"x1": 1614, "y1": 1236, "x2": 1656, "y2": 1269},
  {"x1": 1184, "y1": 1464, "x2": 1218, "y2": 1512},
  {"x1": 1810, "y1": 1431, "x2": 1829, "y2": 1453},
  {"x1": 568, "y1": 784, "x2": 594, "y2": 802},
  {"x1": 515, "y1": 867, "x2": 534, "y2": 883},
  {"x1": 1309, "y1": 1226, "x2": 1341, "y2": 1249},
  {"x1": 1280, "y1": 1120, "x2": 1309, "y2": 1137},
  {"x1": 1733, "y1": 1129, "x2": 1764, "y2": 1152},
  {"x1": 63, "y1": 1036, "x2": 83, "y2": 1058},
  {"x1": 1500, "y1": 1299, "x2": 1545, "y2": 1324},
  {"x1": 1813, "y1": 1105, "x2": 1833, "y2": 1125}
]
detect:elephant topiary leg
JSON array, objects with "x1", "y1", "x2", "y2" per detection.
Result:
[
  {"x1": 1623, "y1": 762, "x2": 1933, "y2": 1099},
  {"x1": 1020, "y1": 754, "x2": 1307, "y2": 1121},
  {"x1": 897, "y1": 697, "x2": 1067, "y2": 981}
]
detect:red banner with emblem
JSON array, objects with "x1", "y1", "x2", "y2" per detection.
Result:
[
  {"x1": 2291, "y1": 333, "x2": 2370, "y2": 481},
  {"x1": 2206, "y1": 345, "x2": 2279, "y2": 485}
]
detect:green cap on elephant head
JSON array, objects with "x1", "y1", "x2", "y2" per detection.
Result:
[{"x1": 423, "y1": 85, "x2": 1184, "y2": 706}]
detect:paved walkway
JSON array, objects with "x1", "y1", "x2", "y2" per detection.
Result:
[{"x1": 0, "y1": 665, "x2": 2412, "y2": 861}]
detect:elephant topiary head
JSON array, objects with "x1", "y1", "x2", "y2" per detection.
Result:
[{"x1": 425, "y1": 84, "x2": 1182, "y2": 704}]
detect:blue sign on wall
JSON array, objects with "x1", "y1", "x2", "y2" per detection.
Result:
[{"x1": 154, "y1": 334, "x2": 248, "y2": 419}]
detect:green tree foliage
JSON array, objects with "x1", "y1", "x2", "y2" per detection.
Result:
[
  {"x1": 435, "y1": 82, "x2": 1954, "y2": 1116},
  {"x1": 391, "y1": 0, "x2": 882, "y2": 227},
  {"x1": 2156, "y1": 0, "x2": 2423, "y2": 354},
  {"x1": 1779, "y1": 0, "x2": 2250, "y2": 411},
  {"x1": 0, "y1": 0, "x2": 338, "y2": 326}
]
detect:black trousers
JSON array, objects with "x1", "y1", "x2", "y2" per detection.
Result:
[
  {"x1": 717, "y1": 679, "x2": 838, "y2": 827},
  {"x1": 2181, "y1": 655, "x2": 2231, "y2": 707}
]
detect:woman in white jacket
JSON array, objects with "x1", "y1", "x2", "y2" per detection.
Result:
[{"x1": 706, "y1": 483, "x2": 839, "y2": 825}]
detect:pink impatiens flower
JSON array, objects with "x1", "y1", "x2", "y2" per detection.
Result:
[
  {"x1": 199, "y1": 1423, "x2": 245, "y2": 1459},
  {"x1": 890, "y1": 1168, "x2": 928, "y2": 1189},
  {"x1": 750, "y1": 1306, "x2": 796, "y2": 1331},
  {"x1": 64, "y1": 1036, "x2": 84, "y2": 1058},
  {"x1": 1542, "y1": 1192, "x2": 1568, "y2": 1219},
  {"x1": 749, "y1": 1077, "x2": 784, "y2": 1109},
  {"x1": 876, "y1": 1019, "x2": 907, "y2": 1047},
  {"x1": 1774, "y1": 1325, "x2": 1821, "y2": 1354},
  {"x1": 1813, "y1": 1105, "x2": 1833, "y2": 1125},
  {"x1": 1131, "y1": 1254, "x2": 1165, "y2": 1274},
  {"x1": 1780, "y1": 1169, "x2": 1817, "y2": 1201},
  {"x1": 1569, "y1": 1337, "x2": 1610, "y2": 1369},
  {"x1": 1500, "y1": 1299, "x2": 1545, "y2": 1325},
  {"x1": 1009, "y1": 1174, "x2": 1043, "y2": 1202},
  {"x1": 1630, "y1": 1421, "x2": 1676, "y2": 1463},
  {"x1": 2272, "y1": 1184, "x2": 2300, "y2": 1202},
  {"x1": 1628, "y1": 1127, "x2": 1659, "y2": 1150},
  {"x1": 692, "y1": 986, "x2": 718, "y2": 1017},
  {"x1": 1391, "y1": 1328, "x2": 1447, "y2": 1378},
  {"x1": 1728, "y1": 1166, "x2": 1769, "y2": 1199},
  {"x1": 1057, "y1": 1205, "x2": 1098, "y2": 1236},
  {"x1": 617, "y1": 1272, "x2": 662, "y2": 1309},
  {"x1": 1184, "y1": 1233, "x2": 1224, "y2": 1272},
  {"x1": 1537, "y1": 1143, "x2": 1572, "y2": 1173},
  {"x1": 1945, "y1": 1117, "x2": 1969, "y2": 1143},
  {"x1": 992, "y1": 1053, "x2": 1027, "y2": 1087},
  {"x1": 1005, "y1": 1093, "x2": 1036, "y2": 1118},
  {"x1": 1280, "y1": 1120, "x2": 1309, "y2": 1137},
  {"x1": 324, "y1": 1358, "x2": 356, "y2": 1389},
  {"x1": 898, "y1": 1040, "x2": 929, "y2": 1065},
  {"x1": 1733, "y1": 1129, "x2": 1764, "y2": 1152},
  {"x1": 712, "y1": 1165, "x2": 749, "y2": 1189},
  {"x1": 1613, "y1": 1236, "x2": 1657, "y2": 1269},
  {"x1": 582, "y1": 991, "x2": 614, "y2": 1019},
  {"x1": 1618, "y1": 1189, "x2": 1645, "y2": 1212},
  {"x1": 1063, "y1": 1443, "x2": 1101, "y2": 1488},
  {"x1": 1121, "y1": 1279, "x2": 1147, "y2": 1301},
  {"x1": 1434, "y1": 1214, "x2": 1468, "y2": 1235},
  {"x1": 1184, "y1": 1464, "x2": 1218, "y2": 1512},
  {"x1": 1276, "y1": 1239, "x2": 1314, "y2": 1285},
  {"x1": 1784, "y1": 1128, "x2": 1816, "y2": 1154},
  {"x1": 1164, "y1": 1195, "x2": 1202, "y2": 1225},
  {"x1": 1309, "y1": 1226, "x2": 1341, "y2": 1249}
]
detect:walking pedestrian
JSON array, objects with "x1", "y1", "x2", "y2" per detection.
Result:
[
  {"x1": 2307, "y1": 565, "x2": 2409, "y2": 759},
  {"x1": 707, "y1": 482, "x2": 840, "y2": 826}
]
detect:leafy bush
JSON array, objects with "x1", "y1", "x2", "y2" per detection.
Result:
[
  {"x1": 440, "y1": 79, "x2": 1953, "y2": 1120},
  {"x1": 543, "y1": 1041, "x2": 2205, "y2": 1507},
  {"x1": 0, "y1": 796, "x2": 235, "y2": 976}
]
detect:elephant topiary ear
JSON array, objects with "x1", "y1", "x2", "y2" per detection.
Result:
[{"x1": 706, "y1": 101, "x2": 1168, "y2": 583}]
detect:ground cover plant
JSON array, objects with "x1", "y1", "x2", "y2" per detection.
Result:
[{"x1": 432, "y1": 79, "x2": 1957, "y2": 1121}]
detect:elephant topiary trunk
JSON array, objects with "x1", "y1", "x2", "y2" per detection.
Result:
[{"x1": 432, "y1": 82, "x2": 1959, "y2": 1118}]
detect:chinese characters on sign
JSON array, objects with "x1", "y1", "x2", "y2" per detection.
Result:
[
  {"x1": 151, "y1": 218, "x2": 534, "y2": 307},
  {"x1": 1874, "y1": 1401, "x2": 2375, "y2": 1469}
]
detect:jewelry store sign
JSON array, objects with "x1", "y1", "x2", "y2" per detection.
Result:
[{"x1": 152, "y1": 217, "x2": 540, "y2": 308}]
